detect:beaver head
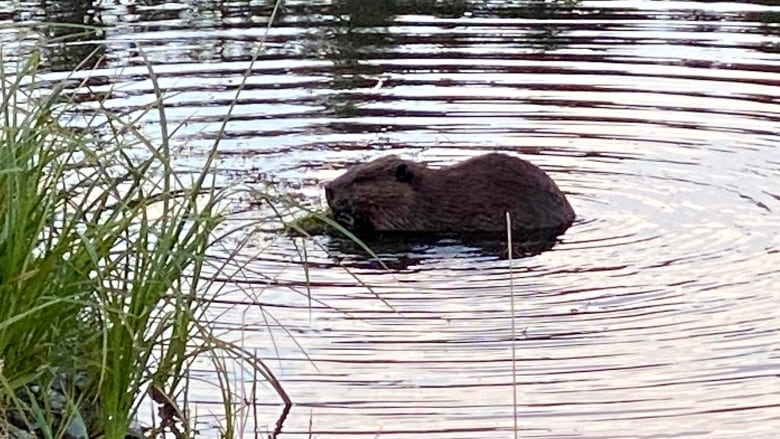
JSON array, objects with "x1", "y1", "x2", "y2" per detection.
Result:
[{"x1": 324, "y1": 155, "x2": 428, "y2": 232}]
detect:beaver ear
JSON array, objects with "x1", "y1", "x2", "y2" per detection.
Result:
[{"x1": 394, "y1": 163, "x2": 414, "y2": 183}]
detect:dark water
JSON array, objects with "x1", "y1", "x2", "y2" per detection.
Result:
[{"x1": 3, "y1": 0, "x2": 780, "y2": 437}]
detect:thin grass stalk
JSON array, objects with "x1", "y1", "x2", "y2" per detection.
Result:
[{"x1": 506, "y1": 212, "x2": 518, "y2": 439}]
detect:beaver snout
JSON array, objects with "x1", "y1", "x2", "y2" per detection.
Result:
[
  {"x1": 324, "y1": 188, "x2": 357, "y2": 229},
  {"x1": 324, "y1": 184, "x2": 334, "y2": 204}
]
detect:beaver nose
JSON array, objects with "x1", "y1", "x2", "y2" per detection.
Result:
[{"x1": 324, "y1": 185, "x2": 334, "y2": 203}]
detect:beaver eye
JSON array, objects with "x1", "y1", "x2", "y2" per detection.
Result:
[{"x1": 394, "y1": 164, "x2": 413, "y2": 183}]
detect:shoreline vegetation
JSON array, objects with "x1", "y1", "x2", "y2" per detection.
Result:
[{"x1": 0, "y1": 46, "x2": 297, "y2": 438}]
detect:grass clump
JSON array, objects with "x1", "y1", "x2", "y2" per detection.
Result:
[
  {"x1": 0, "y1": 50, "x2": 288, "y2": 439},
  {"x1": 284, "y1": 209, "x2": 338, "y2": 236}
]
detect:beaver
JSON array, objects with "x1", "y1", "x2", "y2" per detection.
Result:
[{"x1": 324, "y1": 153, "x2": 575, "y2": 235}]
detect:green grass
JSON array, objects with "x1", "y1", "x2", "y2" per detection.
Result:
[
  {"x1": 284, "y1": 209, "x2": 337, "y2": 236},
  {"x1": 0, "y1": 46, "x2": 289, "y2": 439}
]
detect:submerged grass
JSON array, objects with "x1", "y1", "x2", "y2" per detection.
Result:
[{"x1": 0, "y1": 45, "x2": 289, "y2": 439}]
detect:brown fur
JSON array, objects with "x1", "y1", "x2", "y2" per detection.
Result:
[{"x1": 324, "y1": 153, "x2": 575, "y2": 234}]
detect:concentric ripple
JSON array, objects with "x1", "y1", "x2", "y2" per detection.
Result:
[{"x1": 8, "y1": 0, "x2": 780, "y2": 438}]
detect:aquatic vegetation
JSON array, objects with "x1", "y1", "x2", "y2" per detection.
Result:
[{"x1": 285, "y1": 209, "x2": 338, "y2": 236}]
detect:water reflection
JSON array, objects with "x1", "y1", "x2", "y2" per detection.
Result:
[
  {"x1": 324, "y1": 228, "x2": 565, "y2": 270},
  {"x1": 41, "y1": 0, "x2": 104, "y2": 72},
  {"x1": 308, "y1": 1, "x2": 397, "y2": 117}
]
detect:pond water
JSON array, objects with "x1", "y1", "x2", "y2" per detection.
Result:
[{"x1": 3, "y1": 0, "x2": 780, "y2": 437}]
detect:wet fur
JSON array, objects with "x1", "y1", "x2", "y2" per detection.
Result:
[{"x1": 325, "y1": 153, "x2": 575, "y2": 234}]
